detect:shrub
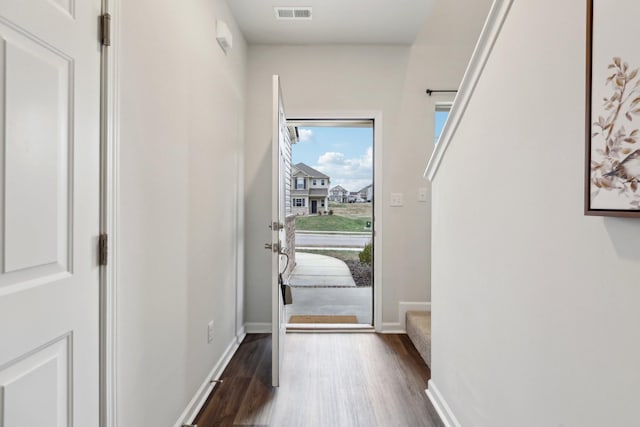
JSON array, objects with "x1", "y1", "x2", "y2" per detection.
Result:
[
  {"x1": 328, "y1": 210, "x2": 334, "y2": 215},
  {"x1": 359, "y1": 242, "x2": 372, "y2": 265}
]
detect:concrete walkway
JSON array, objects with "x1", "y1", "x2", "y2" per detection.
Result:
[
  {"x1": 286, "y1": 252, "x2": 372, "y2": 325},
  {"x1": 288, "y1": 252, "x2": 355, "y2": 287},
  {"x1": 288, "y1": 287, "x2": 372, "y2": 325}
]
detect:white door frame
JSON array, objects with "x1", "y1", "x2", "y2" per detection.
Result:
[
  {"x1": 98, "y1": 1, "x2": 247, "y2": 424},
  {"x1": 100, "y1": 0, "x2": 119, "y2": 425},
  {"x1": 286, "y1": 110, "x2": 383, "y2": 331}
]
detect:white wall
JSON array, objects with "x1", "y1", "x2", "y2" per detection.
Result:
[
  {"x1": 244, "y1": 0, "x2": 492, "y2": 326},
  {"x1": 431, "y1": 0, "x2": 640, "y2": 425},
  {"x1": 117, "y1": 0, "x2": 246, "y2": 425}
]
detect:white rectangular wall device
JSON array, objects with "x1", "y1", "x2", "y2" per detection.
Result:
[{"x1": 216, "y1": 20, "x2": 232, "y2": 53}]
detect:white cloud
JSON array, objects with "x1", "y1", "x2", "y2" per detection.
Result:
[
  {"x1": 314, "y1": 147, "x2": 373, "y2": 192},
  {"x1": 318, "y1": 151, "x2": 346, "y2": 165},
  {"x1": 298, "y1": 128, "x2": 313, "y2": 143}
]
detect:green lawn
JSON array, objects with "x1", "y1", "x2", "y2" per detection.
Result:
[{"x1": 295, "y1": 214, "x2": 371, "y2": 232}]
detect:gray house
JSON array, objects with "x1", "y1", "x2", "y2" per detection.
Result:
[
  {"x1": 358, "y1": 184, "x2": 373, "y2": 202},
  {"x1": 291, "y1": 163, "x2": 330, "y2": 215},
  {"x1": 329, "y1": 185, "x2": 349, "y2": 203}
]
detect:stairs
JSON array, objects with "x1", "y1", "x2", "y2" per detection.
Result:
[{"x1": 406, "y1": 310, "x2": 431, "y2": 367}]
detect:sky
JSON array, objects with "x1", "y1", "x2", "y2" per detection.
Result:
[
  {"x1": 292, "y1": 126, "x2": 373, "y2": 193},
  {"x1": 434, "y1": 110, "x2": 449, "y2": 143}
]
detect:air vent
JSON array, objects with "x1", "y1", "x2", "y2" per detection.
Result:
[{"x1": 274, "y1": 7, "x2": 313, "y2": 20}]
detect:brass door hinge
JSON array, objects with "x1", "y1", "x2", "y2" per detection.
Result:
[
  {"x1": 99, "y1": 233, "x2": 108, "y2": 266},
  {"x1": 100, "y1": 13, "x2": 111, "y2": 46}
]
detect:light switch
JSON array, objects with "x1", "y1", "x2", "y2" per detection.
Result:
[
  {"x1": 390, "y1": 193, "x2": 403, "y2": 207},
  {"x1": 418, "y1": 188, "x2": 428, "y2": 202}
]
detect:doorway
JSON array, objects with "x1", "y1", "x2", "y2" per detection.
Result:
[{"x1": 285, "y1": 119, "x2": 375, "y2": 329}]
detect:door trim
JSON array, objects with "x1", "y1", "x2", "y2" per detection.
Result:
[
  {"x1": 100, "y1": 0, "x2": 119, "y2": 425},
  {"x1": 287, "y1": 110, "x2": 383, "y2": 332}
]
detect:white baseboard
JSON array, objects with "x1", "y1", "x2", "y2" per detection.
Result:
[
  {"x1": 426, "y1": 380, "x2": 461, "y2": 427},
  {"x1": 381, "y1": 302, "x2": 431, "y2": 334},
  {"x1": 244, "y1": 322, "x2": 271, "y2": 333},
  {"x1": 399, "y1": 301, "x2": 431, "y2": 332},
  {"x1": 380, "y1": 322, "x2": 404, "y2": 333},
  {"x1": 173, "y1": 333, "x2": 245, "y2": 427},
  {"x1": 236, "y1": 326, "x2": 246, "y2": 344}
]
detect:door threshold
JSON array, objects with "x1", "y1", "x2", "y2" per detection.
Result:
[{"x1": 287, "y1": 323, "x2": 374, "y2": 333}]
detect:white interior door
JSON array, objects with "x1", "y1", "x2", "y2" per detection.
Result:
[
  {"x1": 271, "y1": 75, "x2": 291, "y2": 387},
  {"x1": 0, "y1": 0, "x2": 101, "y2": 425}
]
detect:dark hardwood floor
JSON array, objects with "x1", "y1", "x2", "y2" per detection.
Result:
[{"x1": 194, "y1": 333, "x2": 439, "y2": 427}]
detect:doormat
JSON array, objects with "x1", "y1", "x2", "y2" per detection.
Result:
[{"x1": 288, "y1": 315, "x2": 358, "y2": 324}]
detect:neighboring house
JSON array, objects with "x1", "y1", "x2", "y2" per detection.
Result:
[
  {"x1": 329, "y1": 185, "x2": 349, "y2": 203},
  {"x1": 348, "y1": 191, "x2": 360, "y2": 203},
  {"x1": 358, "y1": 184, "x2": 373, "y2": 202},
  {"x1": 291, "y1": 163, "x2": 330, "y2": 215}
]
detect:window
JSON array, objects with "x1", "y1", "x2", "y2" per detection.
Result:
[
  {"x1": 321, "y1": 179, "x2": 325, "y2": 185},
  {"x1": 435, "y1": 103, "x2": 453, "y2": 144},
  {"x1": 296, "y1": 177, "x2": 305, "y2": 189},
  {"x1": 321, "y1": 200, "x2": 325, "y2": 207},
  {"x1": 313, "y1": 179, "x2": 317, "y2": 185},
  {"x1": 294, "y1": 198, "x2": 305, "y2": 207}
]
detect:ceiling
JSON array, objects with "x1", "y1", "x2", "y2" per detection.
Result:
[{"x1": 225, "y1": 0, "x2": 436, "y2": 45}]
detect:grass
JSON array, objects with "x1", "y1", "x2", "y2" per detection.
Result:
[
  {"x1": 328, "y1": 202, "x2": 372, "y2": 218},
  {"x1": 294, "y1": 202, "x2": 373, "y2": 232},
  {"x1": 295, "y1": 214, "x2": 371, "y2": 232},
  {"x1": 296, "y1": 249, "x2": 360, "y2": 262}
]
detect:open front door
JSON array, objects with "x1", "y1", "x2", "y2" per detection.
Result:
[{"x1": 271, "y1": 75, "x2": 291, "y2": 387}]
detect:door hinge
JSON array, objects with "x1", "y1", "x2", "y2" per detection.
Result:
[
  {"x1": 100, "y1": 13, "x2": 111, "y2": 46},
  {"x1": 99, "y1": 233, "x2": 108, "y2": 266}
]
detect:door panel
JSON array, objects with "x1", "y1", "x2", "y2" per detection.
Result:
[
  {"x1": 271, "y1": 75, "x2": 291, "y2": 387},
  {"x1": 1, "y1": 23, "x2": 72, "y2": 282},
  {"x1": 0, "y1": 0, "x2": 101, "y2": 424}
]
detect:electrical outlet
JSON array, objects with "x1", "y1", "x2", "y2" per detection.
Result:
[{"x1": 207, "y1": 320, "x2": 214, "y2": 343}]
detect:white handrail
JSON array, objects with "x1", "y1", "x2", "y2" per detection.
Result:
[{"x1": 424, "y1": 0, "x2": 514, "y2": 181}]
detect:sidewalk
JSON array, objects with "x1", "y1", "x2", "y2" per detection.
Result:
[
  {"x1": 288, "y1": 253, "x2": 355, "y2": 287},
  {"x1": 296, "y1": 230, "x2": 372, "y2": 236}
]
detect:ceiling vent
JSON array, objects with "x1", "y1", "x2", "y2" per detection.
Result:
[{"x1": 274, "y1": 7, "x2": 313, "y2": 20}]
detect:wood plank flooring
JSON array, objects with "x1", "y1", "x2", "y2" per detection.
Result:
[{"x1": 194, "y1": 333, "x2": 439, "y2": 427}]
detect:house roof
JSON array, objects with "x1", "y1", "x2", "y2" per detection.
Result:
[
  {"x1": 293, "y1": 163, "x2": 329, "y2": 179},
  {"x1": 331, "y1": 185, "x2": 348, "y2": 192},
  {"x1": 358, "y1": 184, "x2": 373, "y2": 192}
]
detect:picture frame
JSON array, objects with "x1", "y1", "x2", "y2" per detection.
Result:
[{"x1": 585, "y1": 0, "x2": 640, "y2": 217}]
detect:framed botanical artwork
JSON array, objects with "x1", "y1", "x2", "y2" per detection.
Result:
[{"x1": 585, "y1": 0, "x2": 640, "y2": 217}]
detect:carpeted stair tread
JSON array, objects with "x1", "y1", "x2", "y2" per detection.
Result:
[{"x1": 406, "y1": 310, "x2": 431, "y2": 367}]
